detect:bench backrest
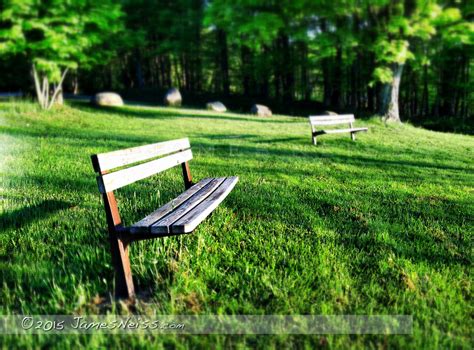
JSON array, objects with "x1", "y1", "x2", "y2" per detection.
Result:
[
  {"x1": 309, "y1": 114, "x2": 355, "y2": 126},
  {"x1": 91, "y1": 138, "x2": 192, "y2": 194}
]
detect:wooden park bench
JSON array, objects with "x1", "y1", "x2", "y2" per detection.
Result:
[
  {"x1": 309, "y1": 114, "x2": 368, "y2": 145},
  {"x1": 91, "y1": 138, "x2": 238, "y2": 299}
]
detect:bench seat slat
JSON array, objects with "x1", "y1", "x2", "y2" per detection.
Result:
[
  {"x1": 128, "y1": 177, "x2": 239, "y2": 235},
  {"x1": 98, "y1": 149, "x2": 193, "y2": 193},
  {"x1": 314, "y1": 127, "x2": 368, "y2": 135},
  {"x1": 93, "y1": 138, "x2": 190, "y2": 172},
  {"x1": 171, "y1": 176, "x2": 239, "y2": 234},
  {"x1": 150, "y1": 177, "x2": 227, "y2": 234},
  {"x1": 129, "y1": 178, "x2": 214, "y2": 233}
]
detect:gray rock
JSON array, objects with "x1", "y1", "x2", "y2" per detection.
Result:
[
  {"x1": 164, "y1": 88, "x2": 182, "y2": 107},
  {"x1": 91, "y1": 92, "x2": 123, "y2": 107},
  {"x1": 251, "y1": 104, "x2": 272, "y2": 117},
  {"x1": 206, "y1": 101, "x2": 227, "y2": 113}
]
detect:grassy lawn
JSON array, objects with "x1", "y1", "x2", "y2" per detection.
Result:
[{"x1": 0, "y1": 101, "x2": 472, "y2": 348}]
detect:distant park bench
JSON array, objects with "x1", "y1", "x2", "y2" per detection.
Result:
[
  {"x1": 91, "y1": 138, "x2": 238, "y2": 299},
  {"x1": 309, "y1": 114, "x2": 368, "y2": 145}
]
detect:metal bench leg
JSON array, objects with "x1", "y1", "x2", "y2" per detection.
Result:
[
  {"x1": 350, "y1": 122, "x2": 356, "y2": 141},
  {"x1": 311, "y1": 129, "x2": 317, "y2": 145},
  {"x1": 110, "y1": 234, "x2": 135, "y2": 299}
]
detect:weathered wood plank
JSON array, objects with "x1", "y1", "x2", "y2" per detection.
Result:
[
  {"x1": 93, "y1": 138, "x2": 190, "y2": 172},
  {"x1": 129, "y1": 178, "x2": 214, "y2": 233},
  {"x1": 171, "y1": 176, "x2": 239, "y2": 234},
  {"x1": 182, "y1": 161, "x2": 193, "y2": 189},
  {"x1": 309, "y1": 119, "x2": 354, "y2": 126},
  {"x1": 309, "y1": 114, "x2": 354, "y2": 120},
  {"x1": 309, "y1": 114, "x2": 354, "y2": 119},
  {"x1": 97, "y1": 149, "x2": 193, "y2": 193},
  {"x1": 109, "y1": 235, "x2": 135, "y2": 298},
  {"x1": 309, "y1": 115, "x2": 355, "y2": 125},
  {"x1": 313, "y1": 127, "x2": 368, "y2": 135},
  {"x1": 150, "y1": 177, "x2": 227, "y2": 234}
]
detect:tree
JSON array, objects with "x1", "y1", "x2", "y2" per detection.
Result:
[
  {"x1": 367, "y1": 0, "x2": 471, "y2": 122},
  {"x1": 0, "y1": 0, "x2": 123, "y2": 109}
]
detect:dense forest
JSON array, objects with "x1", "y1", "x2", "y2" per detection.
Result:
[{"x1": 0, "y1": 0, "x2": 472, "y2": 131}]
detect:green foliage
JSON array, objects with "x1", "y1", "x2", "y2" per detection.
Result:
[
  {"x1": 206, "y1": 0, "x2": 285, "y2": 50},
  {"x1": 0, "y1": 1, "x2": 472, "y2": 119},
  {"x1": 372, "y1": 66, "x2": 393, "y2": 84},
  {"x1": 374, "y1": 39, "x2": 414, "y2": 65},
  {"x1": 0, "y1": 0, "x2": 123, "y2": 82}
]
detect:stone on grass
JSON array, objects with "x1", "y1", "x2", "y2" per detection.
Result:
[
  {"x1": 251, "y1": 104, "x2": 272, "y2": 117},
  {"x1": 164, "y1": 88, "x2": 182, "y2": 107},
  {"x1": 206, "y1": 101, "x2": 227, "y2": 113},
  {"x1": 91, "y1": 92, "x2": 123, "y2": 107}
]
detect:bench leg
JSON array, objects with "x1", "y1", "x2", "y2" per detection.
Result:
[
  {"x1": 109, "y1": 234, "x2": 135, "y2": 299},
  {"x1": 312, "y1": 134, "x2": 317, "y2": 145},
  {"x1": 350, "y1": 122, "x2": 356, "y2": 141}
]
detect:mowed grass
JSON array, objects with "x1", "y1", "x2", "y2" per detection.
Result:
[{"x1": 0, "y1": 101, "x2": 472, "y2": 349}]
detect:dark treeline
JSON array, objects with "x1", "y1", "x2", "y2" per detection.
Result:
[{"x1": 1, "y1": 0, "x2": 472, "y2": 131}]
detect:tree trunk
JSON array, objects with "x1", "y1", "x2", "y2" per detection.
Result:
[
  {"x1": 259, "y1": 45, "x2": 270, "y2": 99},
  {"x1": 330, "y1": 44, "x2": 342, "y2": 108},
  {"x1": 279, "y1": 33, "x2": 294, "y2": 102},
  {"x1": 350, "y1": 58, "x2": 357, "y2": 108},
  {"x1": 319, "y1": 20, "x2": 332, "y2": 107},
  {"x1": 72, "y1": 73, "x2": 79, "y2": 95},
  {"x1": 322, "y1": 57, "x2": 331, "y2": 106},
  {"x1": 241, "y1": 45, "x2": 252, "y2": 96},
  {"x1": 299, "y1": 42, "x2": 311, "y2": 101},
  {"x1": 134, "y1": 49, "x2": 144, "y2": 88},
  {"x1": 217, "y1": 29, "x2": 230, "y2": 96},
  {"x1": 421, "y1": 64, "x2": 429, "y2": 116},
  {"x1": 55, "y1": 87, "x2": 64, "y2": 105},
  {"x1": 380, "y1": 63, "x2": 404, "y2": 122},
  {"x1": 32, "y1": 63, "x2": 68, "y2": 110},
  {"x1": 462, "y1": 56, "x2": 469, "y2": 119}
]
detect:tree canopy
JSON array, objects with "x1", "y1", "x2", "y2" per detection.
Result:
[
  {"x1": 0, "y1": 0, "x2": 472, "y2": 128},
  {"x1": 0, "y1": 0, "x2": 123, "y2": 108}
]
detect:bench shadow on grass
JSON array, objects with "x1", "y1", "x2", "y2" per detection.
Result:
[
  {"x1": 5, "y1": 125, "x2": 469, "y2": 175},
  {"x1": 0, "y1": 199, "x2": 70, "y2": 232},
  {"x1": 194, "y1": 141, "x2": 471, "y2": 174}
]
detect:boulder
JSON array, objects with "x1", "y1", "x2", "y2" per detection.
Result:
[
  {"x1": 323, "y1": 110, "x2": 338, "y2": 115},
  {"x1": 164, "y1": 88, "x2": 182, "y2": 107},
  {"x1": 91, "y1": 92, "x2": 123, "y2": 107},
  {"x1": 206, "y1": 101, "x2": 227, "y2": 113},
  {"x1": 251, "y1": 104, "x2": 272, "y2": 117}
]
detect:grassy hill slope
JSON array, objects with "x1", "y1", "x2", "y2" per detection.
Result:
[{"x1": 0, "y1": 101, "x2": 472, "y2": 348}]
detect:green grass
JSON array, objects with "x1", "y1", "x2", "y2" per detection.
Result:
[{"x1": 0, "y1": 101, "x2": 472, "y2": 349}]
